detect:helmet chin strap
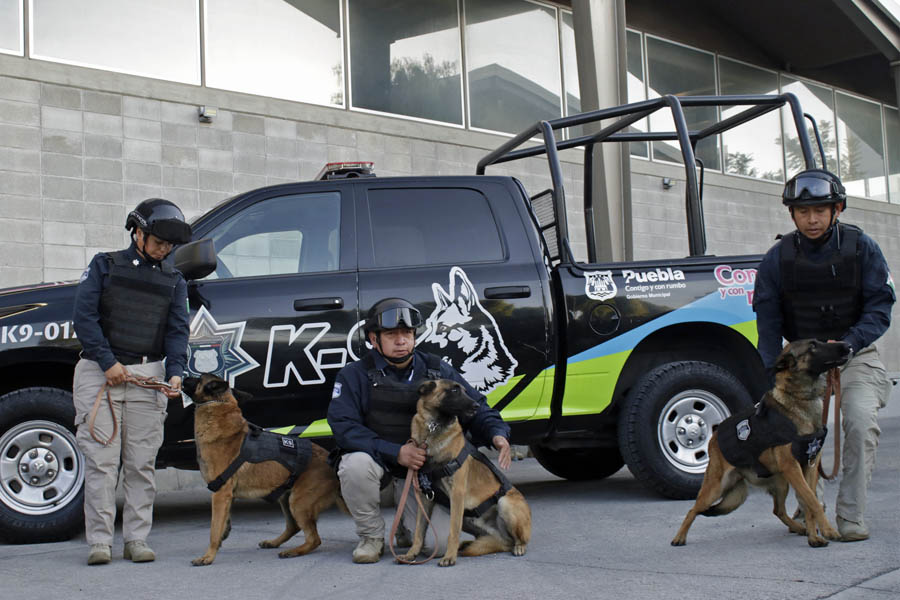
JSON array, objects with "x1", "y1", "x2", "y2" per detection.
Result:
[{"x1": 373, "y1": 332, "x2": 413, "y2": 366}]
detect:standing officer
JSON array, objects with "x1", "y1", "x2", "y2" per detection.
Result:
[
  {"x1": 752, "y1": 168, "x2": 895, "y2": 542},
  {"x1": 327, "y1": 298, "x2": 511, "y2": 563},
  {"x1": 73, "y1": 198, "x2": 192, "y2": 565}
]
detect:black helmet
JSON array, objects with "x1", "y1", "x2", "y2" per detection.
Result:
[
  {"x1": 125, "y1": 198, "x2": 192, "y2": 244},
  {"x1": 364, "y1": 298, "x2": 423, "y2": 336},
  {"x1": 783, "y1": 169, "x2": 846, "y2": 210}
]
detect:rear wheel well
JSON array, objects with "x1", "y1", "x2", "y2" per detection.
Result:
[{"x1": 611, "y1": 323, "x2": 766, "y2": 414}]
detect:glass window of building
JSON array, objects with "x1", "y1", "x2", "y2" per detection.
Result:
[
  {"x1": 835, "y1": 91, "x2": 886, "y2": 201},
  {"x1": 626, "y1": 29, "x2": 648, "y2": 158},
  {"x1": 885, "y1": 106, "x2": 900, "y2": 204},
  {"x1": 349, "y1": 0, "x2": 461, "y2": 125},
  {"x1": 0, "y1": 0, "x2": 22, "y2": 55},
  {"x1": 718, "y1": 58, "x2": 782, "y2": 181},
  {"x1": 779, "y1": 76, "x2": 837, "y2": 177},
  {"x1": 645, "y1": 36, "x2": 720, "y2": 170},
  {"x1": 30, "y1": 0, "x2": 199, "y2": 84},
  {"x1": 560, "y1": 10, "x2": 581, "y2": 138},
  {"x1": 466, "y1": 0, "x2": 561, "y2": 134},
  {"x1": 205, "y1": 0, "x2": 343, "y2": 107}
]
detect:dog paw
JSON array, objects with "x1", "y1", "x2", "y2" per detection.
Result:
[
  {"x1": 670, "y1": 537, "x2": 686, "y2": 546},
  {"x1": 807, "y1": 536, "x2": 829, "y2": 548},
  {"x1": 512, "y1": 544, "x2": 527, "y2": 556},
  {"x1": 191, "y1": 556, "x2": 214, "y2": 566},
  {"x1": 258, "y1": 540, "x2": 277, "y2": 549},
  {"x1": 823, "y1": 527, "x2": 841, "y2": 541},
  {"x1": 438, "y1": 556, "x2": 457, "y2": 567},
  {"x1": 396, "y1": 552, "x2": 417, "y2": 563}
]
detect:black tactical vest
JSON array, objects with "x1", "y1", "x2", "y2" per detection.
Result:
[
  {"x1": 363, "y1": 352, "x2": 443, "y2": 445},
  {"x1": 779, "y1": 224, "x2": 862, "y2": 342},
  {"x1": 98, "y1": 250, "x2": 179, "y2": 359}
]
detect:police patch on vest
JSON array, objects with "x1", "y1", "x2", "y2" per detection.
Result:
[
  {"x1": 805, "y1": 438, "x2": 822, "y2": 462},
  {"x1": 281, "y1": 436, "x2": 295, "y2": 449},
  {"x1": 332, "y1": 382, "x2": 342, "y2": 399},
  {"x1": 736, "y1": 419, "x2": 751, "y2": 441}
]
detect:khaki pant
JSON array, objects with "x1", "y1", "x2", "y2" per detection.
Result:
[
  {"x1": 337, "y1": 451, "x2": 453, "y2": 553},
  {"x1": 73, "y1": 359, "x2": 167, "y2": 546}
]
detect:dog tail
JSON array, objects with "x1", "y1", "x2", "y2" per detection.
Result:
[{"x1": 701, "y1": 479, "x2": 748, "y2": 517}]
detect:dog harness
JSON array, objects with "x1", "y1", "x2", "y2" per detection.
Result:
[
  {"x1": 416, "y1": 440, "x2": 512, "y2": 518},
  {"x1": 780, "y1": 223, "x2": 862, "y2": 342},
  {"x1": 207, "y1": 423, "x2": 312, "y2": 503},
  {"x1": 716, "y1": 401, "x2": 827, "y2": 478}
]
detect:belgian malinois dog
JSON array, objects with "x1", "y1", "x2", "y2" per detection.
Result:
[
  {"x1": 184, "y1": 373, "x2": 345, "y2": 565},
  {"x1": 399, "y1": 379, "x2": 531, "y2": 566},
  {"x1": 671, "y1": 339, "x2": 851, "y2": 547}
]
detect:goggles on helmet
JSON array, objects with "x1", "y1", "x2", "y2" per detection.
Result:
[
  {"x1": 374, "y1": 307, "x2": 423, "y2": 330},
  {"x1": 783, "y1": 174, "x2": 842, "y2": 203}
]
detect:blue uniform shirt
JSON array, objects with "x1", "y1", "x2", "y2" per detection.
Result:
[
  {"x1": 327, "y1": 348, "x2": 511, "y2": 470},
  {"x1": 752, "y1": 222, "x2": 895, "y2": 370},
  {"x1": 73, "y1": 242, "x2": 190, "y2": 380}
]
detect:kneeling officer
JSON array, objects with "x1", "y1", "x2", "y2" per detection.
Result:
[{"x1": 73, "y1": 198, "x2": 192, "y2": 565}]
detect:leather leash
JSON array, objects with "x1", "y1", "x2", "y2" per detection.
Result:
[
  {"x1": 89, "y1": 373, "x2": 176, "y2": 446},
  {"x1": 389, "y1": 440, "x2": 440, "y2": 565},
  {"x1": 819, "y1": 368, "x2": 842, "y2": 480}
]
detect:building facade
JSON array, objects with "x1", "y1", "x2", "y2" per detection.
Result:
[{"x1": 0, "y1": 0, "x2": 898, "y2": 368}]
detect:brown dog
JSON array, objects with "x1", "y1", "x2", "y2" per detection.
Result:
[
  {"x1": 399, "y1": 379, "x2": 531, "y2": 566},
  {"x1": 184, "y1": 373, "x2": 345, "y2": 565},
  {"x1": 671, "y1": 339, "x2": 851, "y2": 547}
]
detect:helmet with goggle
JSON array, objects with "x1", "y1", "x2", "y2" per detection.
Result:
[
  {"x1": 125, "y1": 198, "x2": 193, "y2": 245},
  {"x1": 364, "y1": 298, "x2": 423, "y2": 336},
  {"x1": 783, "y1": 169, "x2": 846, "y2": 210}
]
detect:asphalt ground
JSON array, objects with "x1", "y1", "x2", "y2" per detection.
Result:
[{"x1": 1, "y1": 411, "x2": 898, "y2": 600}]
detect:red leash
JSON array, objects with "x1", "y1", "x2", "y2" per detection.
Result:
[
  {"x1": 89, "y1": 373, "x2": 176, "y2": 446},
  {"x1": 389, "y1": 440, "x2": 440, "y2": 565}
]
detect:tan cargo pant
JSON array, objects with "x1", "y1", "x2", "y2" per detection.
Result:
[
  {"x1": 73, "y1": 359, "x2": 167, "y2": 546},
  {"x1": 337, "y1": 451, "x2": 452, "y2": 554}
]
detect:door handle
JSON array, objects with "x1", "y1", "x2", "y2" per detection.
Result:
[
  {"x1": 293, "y1": 297, "x2": 344, "y2": 311},
  {"x1": 484, "y1": 285, "x2": 531, "y2": 299}
]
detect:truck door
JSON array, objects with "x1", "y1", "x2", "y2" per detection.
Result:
[
  {"x1": 182, "y1": 184, "x2": 358, "y2": 437},
  {"x1": 355, "y1": 178, "x2": 551, "y2": 426}
]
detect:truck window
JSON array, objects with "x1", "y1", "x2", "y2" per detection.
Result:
[
  {"x1": 368, "y1": 187, "x2": 503, "y2": 267},
  {"x1": 204, "y1": 191, "x2": 340, "y2": 279}
]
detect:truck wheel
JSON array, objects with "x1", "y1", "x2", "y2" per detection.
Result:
[
  {"x1": 618, "y1": 361, "x2": 752, "y2": 499},
  {"x1": 0, "y1": 388, "x2": 85, "y2": 543},
  {"x1": 530, "y1": 445, "x2": 624, "y2": 481}
]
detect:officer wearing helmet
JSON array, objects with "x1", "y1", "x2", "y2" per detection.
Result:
[
  {"x1": 752, "y1": 169, "x2": 895, "y2": 542},
  {"x1": 72, "y1": 198, "x2": 192, "y2": 565},
  {"x1": 327, "y1": 298, "x2": 511, "y2": 563}
]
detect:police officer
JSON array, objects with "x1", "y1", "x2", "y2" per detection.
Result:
[
  {"x1": 752, "y1": 169, "x2": 895, "y2": 542},
  {"x1": 73, "y1": 198, "x2": 192, "y2": 565},
  {"x1": 327, "y1": 298, "x2": 511, "y2": 563}
]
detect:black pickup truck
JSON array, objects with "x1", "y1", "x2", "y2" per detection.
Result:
[{"x1": 0, "y1": 94, "x2": 824, "y2": 543}]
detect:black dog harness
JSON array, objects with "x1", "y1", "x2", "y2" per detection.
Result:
[
  {"x1": 207, "y1": 423, "x2": 312, "y2": 503},
  {"x1": 716, "y1": 402, "x2": 827, "y2": 478},
  {"x1": 416, "y1": 440, "x2": 512, "y2": 518}
]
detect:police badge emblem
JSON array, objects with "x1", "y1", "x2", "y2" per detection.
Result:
[
  {"x1": 736, "y1": 419, "x2": 751, "y2": 441},
  {"x1": 584, "y1": 270, "x2": 617, "y2": 301}
]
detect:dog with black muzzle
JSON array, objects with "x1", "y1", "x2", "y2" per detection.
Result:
[
  {"x1": 671, "y1": 339, "x2": 852, "y2": 547},
  {"x1": 184, "y1": 373, "x2": 346, "y2": 565},
  {"x1": 399, "y1": 379, "x2": 531, "y2": 566}
]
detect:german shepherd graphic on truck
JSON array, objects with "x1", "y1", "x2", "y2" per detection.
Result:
[{"x1": 0, "y1": 94, "x2": 819, "y2": 543}]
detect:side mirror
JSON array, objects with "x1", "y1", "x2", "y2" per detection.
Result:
[{"x1": 173, "y1": 238, "x2": 217, "y2": 281}]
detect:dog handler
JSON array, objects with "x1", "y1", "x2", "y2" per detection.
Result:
[
  {"x1": 327, "y1": 297, "x2": 511, "y2": 563},
  {"x1": 72, "y1": 198, "x2": 192, "y2": 565},
  {"x1": 752, "y1": 168, "x2": 895, "y2": 542}
]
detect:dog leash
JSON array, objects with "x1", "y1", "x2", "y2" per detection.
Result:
[
  {"x1": 89, "y1": 373, "x2": 176, "y2": 446},
  {"x1": 389, "y1": 440, "x2": 440, "y2": 565},
  {"x1": 819, "y1": 368, "x2": 842, "y2": 480}
]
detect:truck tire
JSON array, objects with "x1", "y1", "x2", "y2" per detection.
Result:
[
  {"x1": 530, "y1": 445, "x2": 625, "y2": 481},
  {"x1": 0, "y1": 388, "x2": 85, "y2": 543},
  {"x1": 618, "y1": 361, "x2": 752, "y2": 500}
]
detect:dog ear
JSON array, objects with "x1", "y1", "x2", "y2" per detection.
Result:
[
  {"x1": 418, "y1": 380, "x2": 437, "y2": 396},
  {"x1": 204, "y1": 379, "x2": 230, "y2": 396},
  {"x1": 775, "y1": 349, "x2": 795, "y2": 372}
]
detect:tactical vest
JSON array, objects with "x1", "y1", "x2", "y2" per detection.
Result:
[
  {"x1": 779, "y1": 224, "x2": 862, "y2": 342},
  {"x1": 207, "y1": 423, "x2": 312, "y2": 503},
  {"x1": 99, "y1": 250, "x2": 179, "y2": 360},
  {"x1": 363, "y1": 352, "x2": 443, "y2": 445},
  {"x1": 716, "y1": 402, "x2": 827, "y2": 478}
]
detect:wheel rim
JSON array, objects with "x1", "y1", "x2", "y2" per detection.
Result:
[
  {"x1": 657, "y1": 389, "x2": 730, "y2": 474},
  {"x1": 0, "y1": 420, "x2": 84, "y2": 515}
]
